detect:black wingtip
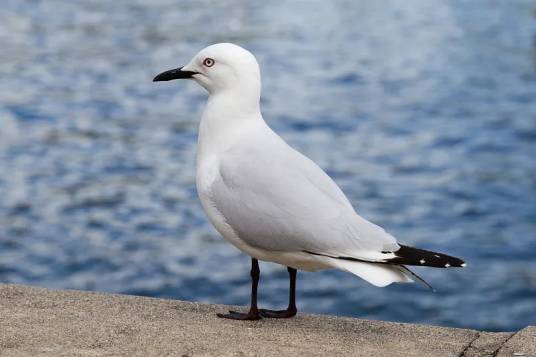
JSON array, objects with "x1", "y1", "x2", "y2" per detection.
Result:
[{"x1": 388, "y1": 245, "x2": 465, "y2": 268}]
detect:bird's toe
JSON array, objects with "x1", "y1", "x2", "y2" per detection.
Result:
[
  {"x1": 217, "y1": 310, "x2": 262, "y2": 320},
  {"x1": 259, "y1": 308, "x2": 297, "y2": 318}
]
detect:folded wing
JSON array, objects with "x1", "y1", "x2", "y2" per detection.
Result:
[{"x1": 210, "y1": 132, "x2": 400, "y2": 261}]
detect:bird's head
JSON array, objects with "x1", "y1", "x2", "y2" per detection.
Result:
[{"x1": 153, "y1": 43, "x2": 261, "y2": 97}]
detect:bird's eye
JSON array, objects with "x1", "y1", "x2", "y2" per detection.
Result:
[{"x1": 203, "y1": 58, "x2": 215, "y2": 67}]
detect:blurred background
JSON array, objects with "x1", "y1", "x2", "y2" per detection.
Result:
[{"x1": 1, "y1": 0, "x2": 535, "y2": 332}]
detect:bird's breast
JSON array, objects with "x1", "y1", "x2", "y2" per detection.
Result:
[
  {"x1": 196, "y1": 155, "x2": 219, "y2": 202},
  {"x1": 195, "y1": 154, "x2": 259, "y2": 255}
]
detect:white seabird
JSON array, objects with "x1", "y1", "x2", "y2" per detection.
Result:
[{"x1": 154, "y1": 43, "x2": 465, "y2": 320}]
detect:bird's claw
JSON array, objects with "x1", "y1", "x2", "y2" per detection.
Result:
[
  {"x1": 259, "y1": 308, "x2": 297, "y2": 318},
  {"x1": 217, "y1": 309, "x2": 261, "y2": 320}
]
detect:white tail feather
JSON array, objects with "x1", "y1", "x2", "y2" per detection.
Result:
[{"x1": 324, "y1": 257, "x2": 414, "y2": 287}]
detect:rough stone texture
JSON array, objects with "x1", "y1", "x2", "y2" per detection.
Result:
[
  {"x1": 461, "y1": 332, "x2": 513, "y2": 357},
  {"x1": 497, "y1": 326, "x2": 536, "y2": 357},
  {"x1": 0, "y1": 284, "x2": 533, "y2": 357}
]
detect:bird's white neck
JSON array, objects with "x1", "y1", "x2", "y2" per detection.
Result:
[{"x1": 197, "y1": 90, "x2": 264, "y2": 162}]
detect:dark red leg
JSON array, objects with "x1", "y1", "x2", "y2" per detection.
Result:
[
  {"x1": 217, "y1": 258, "x2": 261, "y2": 320},
  {"x1": 259, "y1": 267, "x2": 297, "y2": 318}
]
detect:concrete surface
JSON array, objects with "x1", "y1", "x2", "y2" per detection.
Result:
[{"x1": 0, "y1": 284, "x2": 533, "y2": 356}]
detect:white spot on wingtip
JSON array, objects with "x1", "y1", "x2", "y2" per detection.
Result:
[
  {"x1": 434, "y1": 254, "x2": 440, "y2": 258},
  {"x1": 461, "y1": 263, "x2": 466, "y2": 267},
  {"x1": 420, "y1": 259, "x2": 426, "y2": 264},
  {"x1": 445, "y1": 263, "x2": 451, "y2": 268}
]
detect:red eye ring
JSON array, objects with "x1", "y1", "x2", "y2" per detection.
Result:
[{"x1": 203, "y1": 58, "x2": 215, "y2": 67}]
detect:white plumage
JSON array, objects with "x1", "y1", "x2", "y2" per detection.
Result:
[
  {"x1": 181, "y1": 43, "x2": 411, "y2": 286},
  {"x1": 154, "y1": 43, "x2": 464, "y2": 315}
]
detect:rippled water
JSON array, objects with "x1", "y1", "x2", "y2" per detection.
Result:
[{"x1": 1, "y1": 0, "x2": 535, "y2": 331}]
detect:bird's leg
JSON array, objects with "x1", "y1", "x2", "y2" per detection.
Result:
[
  {"x1": 217, "y1": 258, "x2": 261, "y2": 320},
  {"x1": 259, "y1": 267, "x2": 298, "y2": 318}
]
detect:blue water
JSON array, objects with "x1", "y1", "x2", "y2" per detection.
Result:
[{"x1": 1, "y1": 0, "x2": 535, "y2": 332}]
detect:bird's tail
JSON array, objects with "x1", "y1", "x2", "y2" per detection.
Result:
[
  {"x1": 386, "y1": 245, "x2": 465, "y2": 268},
  {"x1": 398, "y1": 265, "x2": 435, "y2": 291},
  {"x1": 320, "y1": 257, "x2": 415, "y2": 287},
  {"x1": 305, "y1": 245, "x2": 465, "y2": 288}
]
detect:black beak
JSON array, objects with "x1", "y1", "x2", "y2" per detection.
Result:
[{"x1": 153, "y1": 67, "x2": 198, "y2": 82}]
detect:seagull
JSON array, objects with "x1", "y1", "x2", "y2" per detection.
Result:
[{"x1": 154, "y1": 43, "x2": 465, "y2": 320}]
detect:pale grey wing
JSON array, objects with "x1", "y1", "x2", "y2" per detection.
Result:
[{"x1": 210, "y1": 136, "x2": 399, "y2": 259}]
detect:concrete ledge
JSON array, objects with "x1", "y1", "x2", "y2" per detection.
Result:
[{"x1": 0, "y1": 284, "x2": 533, "y2": 356}]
